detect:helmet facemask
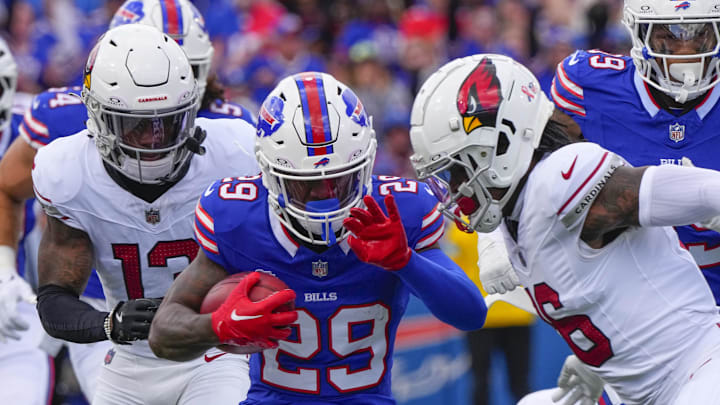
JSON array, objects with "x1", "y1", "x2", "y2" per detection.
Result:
[
  {"x1": 0, "y1": 73, "x2": 16, "y2": 133},
  {"x1": 414, "y1": 131, "x2": 513, "y2": 234},
  {"x1": 190, "y1": 60, "x2": 211, "y2": 101},
  {"x1": 261, "y1": 143, "x2": 376, "y2": 246},
  {"x1": 0, "y1": 40, "x2": 17, "y2": 133},
  {"x1": 626, "y1": 9, "x2": 720, "y2": 103},
  {"x1": 86, "y1": 92, "x2": 198, "y2": 184}
]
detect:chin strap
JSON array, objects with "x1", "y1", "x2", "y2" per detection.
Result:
[{"x1": 185, "y1": 127, "x2": 206, "y2": 155}]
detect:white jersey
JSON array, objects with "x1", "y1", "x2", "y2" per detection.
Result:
[
  {"x1": 505, "y1": 142, "x2": 720, "y2": 405},
  {"x1": 32, "y1": 117, "x2": 259, "y2": 358}
]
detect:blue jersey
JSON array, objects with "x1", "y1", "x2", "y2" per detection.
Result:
[
  {"x1": 195, "y1": 175, "x2": 449, "y2": 404},
  {"x1": 552, "y1": 49, "x2": 720, "y2": 305},
  {"x1": 198, "y1": 99, "x2": 256, "y2": 126},
  {"x1": 18, "y1": 88, "x2": 255, "y2": 299}
]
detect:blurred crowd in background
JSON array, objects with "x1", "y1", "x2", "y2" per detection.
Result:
[{"x1": 0, "y1": 0, "x2": 630, "y2": 179}]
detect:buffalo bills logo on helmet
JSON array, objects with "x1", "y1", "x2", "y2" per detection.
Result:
[
  {"x1": 341, "y1": 88, "x2": 368, "y2": 127},
  {"x1": 110, "y1": 1, "x2": 145, "y2": 27},
  {"x1": 456, "y1": 58, "x2": 503, "y2": 134},
  {"x1": 674, "y1": 1, "x2": 691, "y2": 10},
  {"x1": 313, "y1": 157, "x2": 330, "y2": 168},
  {"x1": 189, "y1": 3, "x2": 206, "y2": 30},
  {"x1": 257, "y1": 96, "x2": 285, "y2": 138}
]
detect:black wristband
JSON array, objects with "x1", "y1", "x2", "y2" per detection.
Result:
[{"x1": 37, "y1": 284, "x2": 109, "y2": 343}]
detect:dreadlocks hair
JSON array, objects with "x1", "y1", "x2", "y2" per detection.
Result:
[
  {"x1": 200, "y1": 73, "x2": 226, "y2": 111},
  {"x1": 533, "y1": 118, "x2": 577, "y2": 160}
]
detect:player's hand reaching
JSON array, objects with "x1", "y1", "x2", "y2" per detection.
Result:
[
  {"x1": 109, "y1": 298, "x2": 163, "y2": 344},
  {"x1": 211, "y1": 272, "x2": 297, "y2": 350},
  {"x1": 0, "y1": 246, "x2": 36, "y2": 342},
  {"x1": 551, "y1": 355, "x2": 604, "y2": 405},
  {"x1": 343, "y1": 195, "x2": 412, "y2": 271},
  {"x1": 478, "y1": 230, "x2": 520, "y2": 294},
  {"x1": 0, "y1": 269, "x2": 36, "y2": 342}
]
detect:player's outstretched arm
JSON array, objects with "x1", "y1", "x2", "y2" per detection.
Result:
[
  {"x1": 0, "y1": 138, "x2": 38, "y2": 342},
  {"x1": 583, "y1": 163, "x2": 720, "y2": 248},
  {"x1": 344, "y1": 195, "x2": 486, "y2": 330},
  {"x1": 149, "y1": 250, "x2": 297, "y2": 361}
]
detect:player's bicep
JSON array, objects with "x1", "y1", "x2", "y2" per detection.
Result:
[
  {"x1": 0, "y1": 137, "x2": 37, "y2": 200},
  {"x1": 162, "y1": 249, "x2": 228, "y2": 312},
  {"x1": 38, "y1": 215, "x2": 94, "y2": 295},
  {"x1": 581, "y1": 166, "x2": 647, "y2": 246}
]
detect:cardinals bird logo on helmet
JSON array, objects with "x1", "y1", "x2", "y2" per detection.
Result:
[{"x1": 457, "y1": 58, "x2": 503, "y2": 134}]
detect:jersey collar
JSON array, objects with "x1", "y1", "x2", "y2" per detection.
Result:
[
  {"x1": 633, "y1": 71, "x2": 660, "y2": 118},
  {"x1": 633, "y1": 70, "x2": 720, "y2": 119},
  {"x1": 268, "y1": 210, "x2": 351, "y2": 257}
]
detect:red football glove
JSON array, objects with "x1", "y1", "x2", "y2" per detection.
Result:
[
  {"x1": 343, "y1": 195, "x2": 412, "y2": 271},
  {"x1": 211, "y1": 272, "x2": 298, "y2": 349}
]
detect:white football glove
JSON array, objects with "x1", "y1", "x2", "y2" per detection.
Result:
[
  {"x1": 551, "y1": 355, "x2": 604, "y2": 405},
  {"x1": 477, "y1": 228, "x2": 520, "y2": 294},
  {"x1": 681, "y1": 157, "x2": 720, "y2": 233},
  {"x1": 0, "y1": 246, "x2": 36, "y2": 343}
]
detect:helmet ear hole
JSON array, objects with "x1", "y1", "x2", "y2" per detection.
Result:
[{"x1": 496, "y1": 131, "x2": 510, "y2": 156}]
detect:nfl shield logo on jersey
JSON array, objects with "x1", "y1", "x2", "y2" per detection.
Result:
[
  {"x1": 669, "y1": 123, "x2": 685, "y2": 143},
  {"x1": 104, "y1": 348, "x2": 116, "y2": 365},
  {"x1": 312, "y1": 260, "x2": 328, "y2": 278},
  {"x1": 145, "y1": 208, "x2": 161, "y2": 225}
]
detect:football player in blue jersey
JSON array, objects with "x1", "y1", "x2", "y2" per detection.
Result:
[
  {"x1": 0, "y1": 37, "x2": 56, "y2": 405},
  {"x1": 149, "y1": 71, "x2": 487, "y2": 404},
  {"x1": 549, "y1": 0, "x2": 720, "y2": 306}
]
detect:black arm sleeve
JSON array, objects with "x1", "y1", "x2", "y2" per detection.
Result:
[{"x1": 36, "y1": 284, "x2": 109, "y2": 343}]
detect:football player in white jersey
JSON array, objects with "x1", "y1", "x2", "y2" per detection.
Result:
[
  {"x1": 410, "y1": 53, "x2": 720, "y2": 405},
  {"x1": 0, "y1": 37, "x2": 55, "y2": 405},
  {"x1": 32, "y1": 24, "x2": 259, "y2": 405}
]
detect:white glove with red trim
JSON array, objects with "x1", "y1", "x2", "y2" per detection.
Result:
[
  {"x1": 551, "y1": 355, "x2": 604, "y2": 405},
  {"x1": 478, "y1": 229, "x2": 520, "y2": 294}
]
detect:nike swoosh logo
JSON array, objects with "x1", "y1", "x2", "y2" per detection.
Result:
[
  {"x1": 568, "y1": 51, "x2": 581, "y2": 66},
  {"x1": 203, "y1": 186, "x2": 214, "y2": 197},
  {"x1": 562, "y1": 156, "x2": 578, "y2": 180},
  {"x1": 230, "y1": 310, "x2": 262, "y2": 322},
  {"x1": 204, "y1": 352, "x2": 228, "y2": 363}
]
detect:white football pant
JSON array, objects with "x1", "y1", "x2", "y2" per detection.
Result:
[{"x1": 92, "y1": 347, "x2": 250, "y2": 405}]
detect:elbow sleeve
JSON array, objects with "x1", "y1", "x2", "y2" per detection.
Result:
[
  {"x1": 638, "y1": 164, "x2": 720, "y2": 227},
  {"x1": 37, "y1": 284, "x2": 108, "y2": 343}
]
